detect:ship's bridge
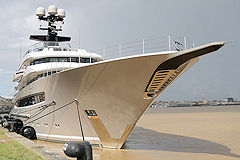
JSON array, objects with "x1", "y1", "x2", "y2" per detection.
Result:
[
  {"x1": 25, "y1": 41, "x2": 71, "y2": 55},
  {"x1": 18, "y1": 41, "x2": 103, "y2": 69},
  {"x1": 14, "y1": 41, "x2": 104, "y2": 87}
]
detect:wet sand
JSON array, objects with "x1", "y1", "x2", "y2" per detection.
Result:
[{"x1": 35, "y1": 105, "x2": 240, "y2": 160}]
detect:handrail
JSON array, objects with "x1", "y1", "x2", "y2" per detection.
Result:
[
  {"x1": 92, "y1": 36, "x2": 195, "y2": 60},
  {"x1": 24, "y1": 36, "x2": 194, "y2": 60},
  {"x1": 25, "y1": 41, "x2": 72, "y2": 56}
]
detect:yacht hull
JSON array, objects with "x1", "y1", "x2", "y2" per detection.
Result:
[{"x1": 11, "y1": 42, "x2": 225, "y2": 148}]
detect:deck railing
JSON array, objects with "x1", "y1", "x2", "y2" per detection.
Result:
[
  {"x1": 25, "y1": 41, "x2": 71, "y2": 55},
  {"x1": 93, "y1": 36, "x2": 195, "y2": 60},
  {"x1": 25, "y1": 36, "x2": 194, "y2": 60}
]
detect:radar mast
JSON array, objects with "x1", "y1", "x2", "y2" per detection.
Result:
[{"x1": 30, "y1": 5, "x2": 71, "y2": 42}]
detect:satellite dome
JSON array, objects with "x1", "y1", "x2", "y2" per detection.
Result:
[
  {"x1": 36, "y1": 7, "x2": 45, "y2": 17},
  {"x1": 48, "y1": 5, "x2": 57, "y2": 15},
  {"x1": 58, "y1": 9, "x2": 66, "y2": 18}
]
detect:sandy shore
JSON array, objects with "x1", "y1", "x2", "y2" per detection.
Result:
[{"x1": 35, "y1": 105, "x2": 240, "y2": 160}]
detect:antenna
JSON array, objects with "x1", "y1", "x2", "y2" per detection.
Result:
[
  {"x1": 31, "y1": 5, "x2": 70, "y2": 42},
  {"x1": 19, "y1": 24, "x2": 22, "y2": 63},
  {"x1": 78, "y1": 28, "x2": 80, "y2": 49}
]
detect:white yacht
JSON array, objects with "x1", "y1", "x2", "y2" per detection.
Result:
[{"x1": 10, "y1": 5, "x2": 225, "y2": 148}]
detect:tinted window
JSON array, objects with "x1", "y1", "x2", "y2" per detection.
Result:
[
  {"x1": 49, "y1": 57, "x2": 58, "y2": 62},
  {"x1": 17, "y1": 92, "x2": 45, "y2": 107},
  {"x1": 71, "y1": 57, "x2": 79, "y2": 63},
  {"x1": 59, "y1": 57, "x2": 70, "y2": 62},
  {"x1": 91, "y1": 58, "x2": 98, "y2": 63},
  {"x1": 31, "y1": 57, "x2": 80, "y2": 65},
  {"x1": 80, "y1": 58, "x2": 90, "y2": 63}
]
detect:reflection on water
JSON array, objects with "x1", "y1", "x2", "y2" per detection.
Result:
[
  {"x1": 93, "y1": 126, "x2": 240, "y2": 160},
  {"x1": 123, "y1": 126, "x2": 240, "y2": 158}
]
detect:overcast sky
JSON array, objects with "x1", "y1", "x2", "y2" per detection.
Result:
[{"x1": 0, "y1": 0, "x2": 239, "y2": 101}]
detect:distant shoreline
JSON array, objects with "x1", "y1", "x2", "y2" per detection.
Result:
[{"x1": 146, "y1": 105, "x2": 240, "y2": 114}]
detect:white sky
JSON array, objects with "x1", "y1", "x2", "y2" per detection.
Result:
[{"x1": 0, "y1": 0, "x2": 239, "y2": 101}]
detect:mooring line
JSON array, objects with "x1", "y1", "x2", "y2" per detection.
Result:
[
  {"x1": 75, "y1": 99, "x2": 85, "y2": 141},
  {"x1": 24, "y1": 100, "x2": 75, "y2": 126},
  {"x1": 25, "y1": 101, "x2": 56, "y2": 121}
]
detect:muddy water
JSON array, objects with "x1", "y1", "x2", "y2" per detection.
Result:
[{"x1": 35, "y1": 106, "x2": 240, "y2": 160}]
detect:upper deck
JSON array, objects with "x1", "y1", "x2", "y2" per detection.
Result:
[
  {"x1": 25, "y1": 41, "x2": 71, "y2": 55},
  {"x1": 19, "y1": 41, "x2": 103, "y2": 69},
  {"x1": 13, "y1": 41, "x2": 103, "y2": 89}
]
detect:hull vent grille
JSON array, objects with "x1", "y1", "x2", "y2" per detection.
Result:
[{"x1": 143, "y1": 70, "x2": 179, "y2": 99}]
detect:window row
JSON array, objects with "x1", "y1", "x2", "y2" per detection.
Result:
[
  {"x1": 19, "y1": 70, "x2": 61, "y2": 91},
  {"x1": 16, "y1": 92, "x2": 45, "y2": 107},
  {"x1": 30, "y1": 57, "x2": 98, "y2": 65},
  {"x1": 27, "y1": 70, "x2": 61, "y2": 85}
]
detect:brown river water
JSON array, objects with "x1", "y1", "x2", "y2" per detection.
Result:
[{"x1": 35, "y1": 105, "x2": 240, "y2": 160}]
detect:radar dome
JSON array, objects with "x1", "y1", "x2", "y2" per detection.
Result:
[
  {"x1": 36, "y1": 7, "x2": 45, "y2": 17},
  {"x1": 48, "y1": 5, "x2": 57, "y2": 15},
  {"x1": 58, "y1": 9, "x2": 66, "y2": 18}
]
